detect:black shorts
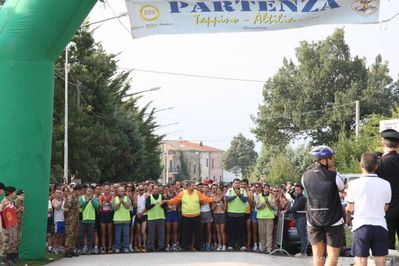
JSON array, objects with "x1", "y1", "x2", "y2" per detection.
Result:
[
  {"x1": 98, "y1": 212, "x2": 113, "y2": 224},
  {"x1": 352, "y1": 225, "x2": 389, "y2": 257},
  {"x1": 307, "y1": 224, "x2": 344, "y2": 248},
  {"x1": 244, "y1": 213, "x2": 251, "y2": 221},
  {"x1": 47, "y1": 217, "x2": 53, "y2": 234},
  {"x1": 136, "y1": 215, "x2": 147, "y2": 224}
]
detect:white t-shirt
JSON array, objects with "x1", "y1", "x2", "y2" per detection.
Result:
[
  {"x1": 137, "y1": 194, "x2": 146, "y2": 213},
  {"x1": 53, "y1": 199, "x2": 65, "y2": 222},
  {"x1": 346, "y1": 174, "x2": 391, "y2": 231}
]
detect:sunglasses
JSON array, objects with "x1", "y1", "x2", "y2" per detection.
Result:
[{"x1": 139, "y1": 189, "x2": 145, "y2": 191}]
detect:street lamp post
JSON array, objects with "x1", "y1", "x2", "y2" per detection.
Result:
[
  {"x1": 154, "y1": 106, "x2": 175, "y2": 113},
  {"x1": 156, "y1": 122, "x2": 179, "y2": 130},
  {"x1": 63, "y1": 44, "x2": 71, "y2": 184},
  {"x1": 124, "y1": 86, "x2": 161, "y2": 97}
]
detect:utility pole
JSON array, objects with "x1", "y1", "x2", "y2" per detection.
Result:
[
  {"x1": 76, "y1": 81, "x2": 82, "y2": 109},
  {"x1": 355, "y1": 100, "x2": 360, "y2": 141},
  {"x1": 64, "y1": 45, "x2": 70, "y2": 183}
]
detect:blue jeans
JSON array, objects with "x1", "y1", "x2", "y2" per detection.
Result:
[
  {"x1": 296, "y1": 216, "x2": 308, "y2": 254},
  {"x1": 114, "y1": 223, "x2": 130, "y2": 250}
]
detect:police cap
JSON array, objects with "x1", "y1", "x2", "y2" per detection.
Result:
[{"x1": 381, "y1": 129, "x2": 399, "y2": 141}]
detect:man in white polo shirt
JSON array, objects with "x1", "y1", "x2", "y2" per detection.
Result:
[{"x1": 346, "y1": 152, "x2": 391, "y2": 266}]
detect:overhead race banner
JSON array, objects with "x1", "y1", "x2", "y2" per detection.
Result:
[{"x1": 125, "y1": 0, "x2": 380, "y2": 38}]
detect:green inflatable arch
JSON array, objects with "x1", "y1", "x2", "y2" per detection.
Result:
[{"x1": 0, "y1": 0, "x2": 96, "y2": 259}]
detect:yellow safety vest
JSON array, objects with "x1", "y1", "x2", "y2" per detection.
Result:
[
  {"x1": 227, "y1": 188, "x2": 247, "y2": 214},
  {"x1": 147, "y1": 195, "x2": 165, "y2": 221},
  {"x1": 113, "y1": 196, "x2": 130, "y2": 222},
  {"x1": 257, "y1": 194, "x2": 275, "y2": 219},
  {"x1": 182, "y1": 190, "x2": 200, "y2": 216}
]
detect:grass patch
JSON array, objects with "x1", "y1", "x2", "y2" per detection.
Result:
[{"x1": 16, "y1": 252, "x2": 64, "y2": 266}]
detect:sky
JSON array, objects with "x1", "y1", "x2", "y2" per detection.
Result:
[{"x1": 87, "y1": 0, "x2": 399, "y2": 152}]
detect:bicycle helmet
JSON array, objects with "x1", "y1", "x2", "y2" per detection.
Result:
[{"x1": 309, "y1": 145, "x2": 335, "y2": 160}]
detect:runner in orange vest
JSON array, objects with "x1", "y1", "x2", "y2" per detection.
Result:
[{"x1": 167, "y1": 181, "x2": 215, "y2": 251}]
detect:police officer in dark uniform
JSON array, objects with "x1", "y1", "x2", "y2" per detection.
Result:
[
  {"x1": 376, "y1": 129, "x2": 399, "y2": 250},
  {"x1": 302, "y1": 146, "x2": 344, "y2": 266}
]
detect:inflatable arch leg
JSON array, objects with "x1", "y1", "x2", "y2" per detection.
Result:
[{"x1": 0, "y1": 0, "x2": 97, "y2": 259}]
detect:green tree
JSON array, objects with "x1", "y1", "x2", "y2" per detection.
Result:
[
  {"x1": 333, "y1": 107, "x2": 399, "y2": 173},
  {"x1": 51, "y1": 26, "x2": 163, "y2": 183},
  {"x1": 222, "y1": 133, "x2": 257, "y2": 178},
  {"x1": 250, "y1": 144, "x2": 311, "y2": 185},
  {"x1": 252, "y1": 28, "x2": 399, "y2": 147}
]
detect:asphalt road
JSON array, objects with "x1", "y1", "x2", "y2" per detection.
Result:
[{"x1": 50, "y1": 252, "x2": 357, "y2": 266}]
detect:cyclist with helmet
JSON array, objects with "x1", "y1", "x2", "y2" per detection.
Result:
[{"x1": 302, "y1": 145, "x2": 345, "y2": 266}]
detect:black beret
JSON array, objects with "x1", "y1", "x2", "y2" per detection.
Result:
[{"x1": 381, "y1": 129, "x2": 399, "y2": 141}]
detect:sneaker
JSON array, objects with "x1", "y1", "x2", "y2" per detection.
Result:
[
  {"x1": 205, "y1": 244, "x2": 211, "y2": 252},
  {"x1": 123, "y1": 248, "x2": 130, "y2": 253},
  {"x1": 100, "y1": 247, "x2": 106, "y2": 254},
  {"x1": 240, "y1": 246, "x2": 247, "y2": 252},
  {"x1": 107, "y1": 248, "x2": 113, "y2": 254},
  {"x1": 221, "y1": 245, "x2": 226, "y2": 251},
  {"x1": 295, "y1": 253, "x2": 307, "y2": 258},
  {"x1": 115, "y1": 249, "x2": 120, "y2": 254},
  {"x1": 64, "y1": 252, "x2": 73, "y2": 258},
  {"x1": 216, "y1": 245, "x2": 222, "y2": 251},
  {"x1": 165, "y1": 245, "x2": 170, "y2": 251},
  {"x1": 252, "y1": 244, "x2": 258, "y2": 252},
  {"x1": 227, "y1": 247, "x2": 233, "y2": 251},
  {"x1": 94, "y1": 246, "x2": 99, "y2": 254}
]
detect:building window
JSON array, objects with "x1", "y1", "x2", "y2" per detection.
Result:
[
  {"x1": 194, "y1": 164, "x2": 196, "y2": 174},
  {"x1": 212, "y1": 159, "x2": 215, "y2": 168},
  {"x1": 206, "y1": 158, "x2": 209, "y2": 167},
  {"x1": 169, "y1": 160, "x2": 173, "y2": 170},
  {"x1": 189, "y1": 162, "x2": 191, "y2": 173}
]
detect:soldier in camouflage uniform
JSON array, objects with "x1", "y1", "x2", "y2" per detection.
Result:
[
  {"x1": 14, "y1": 190, "x2": 25, "y2": 244},
  {"x1": 1, "y1": 186, "x2": 19, "y2": 265},
  {"x1": 0, "y1": 182, "x2": 6, "y2": 264},
  {"x1": 64, "y1": 185, "x2": 81, "y2": 258}
]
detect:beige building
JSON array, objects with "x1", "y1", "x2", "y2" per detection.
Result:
[{"x1": 160, "y1": 140, "x2": 224, "y2": 184}]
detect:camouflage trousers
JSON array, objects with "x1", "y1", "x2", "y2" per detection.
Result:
[
  {"x1": 4, "y1": 225, "x2": 18, "y2": 254},
  {"x1": 64, "y1": 221, "x2": 79, "y2": 252},
  {"x1": 0, "y1": 230, "x2": 5, "y2": 257}
]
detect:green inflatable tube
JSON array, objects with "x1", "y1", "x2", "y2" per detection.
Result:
[{"x1": 0, "y1": 0, "x2": 96, "y2": 259}]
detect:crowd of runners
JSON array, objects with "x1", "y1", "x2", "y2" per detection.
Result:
[{"x1": 44, "y1": 178, "x2": 305, "y2": 258}]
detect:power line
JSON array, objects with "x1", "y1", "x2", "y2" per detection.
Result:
[
  {"x1": 104, "y1": 0, "x2": 131, "y2": 35},
  {"x1": 119, "y1": 67, "x2": 267, "y2": 83}
]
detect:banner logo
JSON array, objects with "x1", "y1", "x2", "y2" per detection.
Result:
[
  {"x1": 352, "y1": 0, "x2": 379, "y2": 16},
  {"x1": 140, "y1": 5, "x2": 160, "y2": 21}
]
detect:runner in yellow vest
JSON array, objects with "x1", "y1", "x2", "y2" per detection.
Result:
[
  {"x1": 167, "y1": 181, "x2": 214, "y2": 251},
  {"x1": 256, "y1": 184, "x2": 275, "y2": 254},
  {"x1": 145, "y1": 185, "x2": 166, "y2": 251},
  {"x1": 225, "y1": 178, "x2": 248, "y2": 251},
  {"x1": 112, "y1": 187, "x2": 131, "y2": 253},
  {"x1": 78, "y1": 186, "x2": 99, "y2": 255},
  {"x1": 240, "y1": 179, "x2": 254, "y2": 250}
]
